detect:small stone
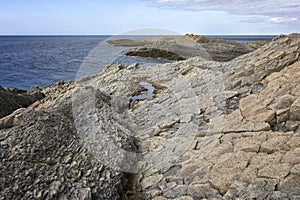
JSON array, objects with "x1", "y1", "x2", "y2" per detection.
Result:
[
  {"x1": 260, "y1": 134, "x2": 291, "y2": 153},
  {"x1": 164, "y1": 185, "x2": 188, "y2": 199},
  {"x1": 187, "y1": 183, "x2": 220, "y2": 199},
  {"x1": 209, "y1": 152, "x2": 252, "y2": 194},
  {"x1": 64, "y1": 155, "x2": 72, "y2": 164},
  {"x1": 282, "y1": 148, "x2": 300, "y2": 164},
  {"x1": 258, "y1": 163, "x2": 290, "y2": 179},
  {"x1": 276, "y1": 108, "x2": 290, "y2": 123},
  {"x1": 234, "y1": 137, "x2": 261, "y2": 152},
  {"x1": 223, "y1": 181, "x2": 248, "y2": 199},
  {"x1": 285, "y1": 120, "x2": 300, "y2": 131},
  {"x1": 148, "y1": 189, "x2": 163, "y2": 198}
]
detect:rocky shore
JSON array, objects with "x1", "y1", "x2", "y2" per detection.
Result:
[
  {"x1": 1, "y1": 34, "x2": 300, "y2": 200},
  {"x1": 108, "y1": 34, "x2": 268, "y2": 62}
]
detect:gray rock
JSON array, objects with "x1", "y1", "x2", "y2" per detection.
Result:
[
  {"x1": 1, "y1": 33, "x2": 300, "y2": 200},
  {"x1": 0, "y1": 93, "x2": 137, "y2": 199}
]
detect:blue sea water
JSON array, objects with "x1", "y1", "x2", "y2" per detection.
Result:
[{"x1": 0, "y1": 35, "x2": 275, "y2": 90}]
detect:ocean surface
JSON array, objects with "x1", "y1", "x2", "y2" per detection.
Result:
[{"x1": 0, "y1": 35, "x2": 276, "y2": 90}]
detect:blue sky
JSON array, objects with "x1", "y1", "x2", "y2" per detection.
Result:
[{"x1": 0, "y1": 0, "x2": 299, "y2": 35}]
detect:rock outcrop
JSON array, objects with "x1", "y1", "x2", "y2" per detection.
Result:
[
  {"x1": 0, "y1": 82, "x2": 138, "y2": 199},
  {"x1": 0, "y1": 34, "x2": 299, "y2": 200},
  {"x1": 184, "y1": 34, "x2": 210, "y2": 43},
  {"x1": 126, "y1": 48, "x2": 185, "y2": 61},
  {"x1": 0, "y1": 86, "x2": 44, "y2": 119},
  {"x1": 108, "y1": 34, "x2": 268, "y2": 62}
]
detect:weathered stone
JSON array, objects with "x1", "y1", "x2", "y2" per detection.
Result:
[
  {"x1": 210, "y1": 152, "x2": 252, "y2": 194},
  {"x1": 234, "y1": 137, "x2": 261, "y2": 152},
  {"x1": 278, "y1": 174, "x2": 300, "y2": 197},
  {"x1": 141, "y1": 174, "x2": 164, "y2": 190},
  {"x1": 223, "y1": 181, "x2": 248, "y2": 199},
  {"x1": 260, "y1": 133, "x2": 291, "y2": 153},
  {"x1": 163, "y1": 185, "x2": 188, "y2": 199},
  {"x1": 285, "y1": 120, "x2": 300, "y2": 131},
  {"x1": 258, "y1": 163, "x2": 290, "y2": 179},
  {"x1": 265, "y1": 191, "x2": 289, "y2": 200},
  {"x1": 250, "y1": 152, "x2": 283, "y2": 169},
  {"x1": 238, "y1": 166, "x2": 258, "y2": 184},
  {"x1": 207, "y1": 142, "x2": 233, "y2": 162},
  {"x1": 282, "y1": 148, "x2": 300, "y2": 164},
  {"x1": 269, "y1": 94, "x2": 296, "y2": 110},
  {"x1": 239, "y1": 179, "x2": 278, "y2": 200},
  {"x1": 187, "y1": 183, "x2": 220, "y2": 199},
  {"x1": 290, "y1": 97, "x2": 300, "y2": 120},
  {"x1": 276, "y1": 108, "x2": 290, "y2": 123}
]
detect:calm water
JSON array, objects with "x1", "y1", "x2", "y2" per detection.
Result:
[{"x1": 0, "y1": 35, "x2": 275, "y2": 90}]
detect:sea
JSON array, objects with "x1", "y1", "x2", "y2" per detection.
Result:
[{"x1": 0, "y1": 35, "x2": 276, "y2": 90}]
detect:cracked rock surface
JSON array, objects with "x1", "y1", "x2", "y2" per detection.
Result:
[{"x1": 0, "y1": 34, "x2": 300, "y2": 199}]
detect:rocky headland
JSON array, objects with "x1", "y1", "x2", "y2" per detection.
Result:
[
  {"x1": 108, "y1": 34, "x2": 268, "y2": 62},
  {"x1": 1, "y1": 34, "x2": 300, "y2": 200}
]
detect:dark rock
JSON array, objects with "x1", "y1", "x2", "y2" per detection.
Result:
[
  {"x1": 0, "y1": 86, "x2": 45, "y2": 119},
  {"x1": 126, "y1": 48, "x2": 185, "y2": 61}
]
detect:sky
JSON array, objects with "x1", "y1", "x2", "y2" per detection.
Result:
[{"x1": 0, "y1": 0, "x2": 299, "y2": 35}]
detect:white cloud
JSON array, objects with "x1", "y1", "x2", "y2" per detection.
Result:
[
  {"x1": 156, "y1": 0, "x2": 209, "y2": 2},
  {"x1": 267, "y1": 17, "x2": 298, "y2": 23},
  {"x1": 148, "y1": 0, "x2": 300, "y2": 24},
  {"x1": 156, "y1": 0, "x2": 189, "y2": 2}
]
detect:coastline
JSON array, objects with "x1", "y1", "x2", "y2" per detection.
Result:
[
  {"x1": 1, "y1": 33, "x2": 300, "y2": 199},
  {"x1": 0, "y1": 34, "x2": 274, "y2": 90}
]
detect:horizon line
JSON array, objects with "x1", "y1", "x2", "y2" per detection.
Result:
[{"x1": 0, "y1": 34, "x2": 280, "y2": 36}]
